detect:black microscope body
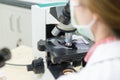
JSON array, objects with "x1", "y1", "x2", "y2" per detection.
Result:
[{"x1": 37, "y1": 2, "x2": 93, "y2": 79}]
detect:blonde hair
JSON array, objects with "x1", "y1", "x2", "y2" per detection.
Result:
[{"x1": 82, "y1": 0, "x2": 120, "y2": 37}]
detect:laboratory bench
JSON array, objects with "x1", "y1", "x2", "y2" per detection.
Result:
[{"x1": 0, "y1": 46, "x2": 35, "y2": 80}]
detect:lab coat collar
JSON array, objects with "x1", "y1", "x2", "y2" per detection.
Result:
[
  {"x1": 87, "y1": 41, "x2": 120, "y2": 66},
  {"x1": 85, "y1": 36, "x2": 118, "y2": 62}
]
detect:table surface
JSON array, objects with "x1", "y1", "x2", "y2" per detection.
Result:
[{"x1": 0, "y1": 46, "x2": 35, "y2": 80}]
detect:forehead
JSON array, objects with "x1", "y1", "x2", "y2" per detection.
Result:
[
  {"x1": 71, "y1": 0, "x2": 84, "y2": 6},
  {"x1": 72, "y1": 0, "x2": 80, "y2": 3}
]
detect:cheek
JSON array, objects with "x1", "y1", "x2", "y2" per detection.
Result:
[{"x1": 74, "y1": 7, "x2": 93, "y2": 25}]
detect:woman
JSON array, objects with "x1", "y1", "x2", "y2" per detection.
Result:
[{"x1": 58, "y1": 0, "x2": 120, "y2": 80}]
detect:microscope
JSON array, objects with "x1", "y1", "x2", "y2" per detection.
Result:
[{"x1": 28, "y1": 1, "x2": 93, "y2": 79}]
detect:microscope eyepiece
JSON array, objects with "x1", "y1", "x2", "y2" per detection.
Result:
[
  {"x1": 59, "y1": 2, "x2": 70, "y2": 25},
  {"x1": 50, "y1": 2, "x2": 70, "y2": 25}
]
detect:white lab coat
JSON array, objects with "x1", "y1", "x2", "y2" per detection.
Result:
[
  {"x1": 0, "y1": 70, "x2": 6, "y2": 80},
  {"x1": 57, "y1": 41, "x2": 120, "y2": 80}
]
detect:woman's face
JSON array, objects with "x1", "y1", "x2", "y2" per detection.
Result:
[{"x1": 72, "y1": 0, "x2": 93, "y2": 25}]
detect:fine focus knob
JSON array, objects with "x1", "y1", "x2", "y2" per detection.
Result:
[{"x1": 27, "y1": 58, "x2": 44, "y2": 74}]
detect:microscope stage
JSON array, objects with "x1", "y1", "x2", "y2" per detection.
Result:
[{"x1": 38, "y1": 37, "x2": 93, "y2": 64}]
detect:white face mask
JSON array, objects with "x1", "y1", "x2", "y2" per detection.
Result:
[{"x1": 70, "y1": 0, "x2": 95, "y2": 41}]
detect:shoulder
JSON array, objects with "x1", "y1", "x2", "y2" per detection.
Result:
[{"x1": 87, "y1": 41, "x2": 120, "y2": 65}]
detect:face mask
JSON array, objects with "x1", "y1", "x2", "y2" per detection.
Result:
[{"x1": 70, "y1": 0, "x2": 95, "y2": 41}]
